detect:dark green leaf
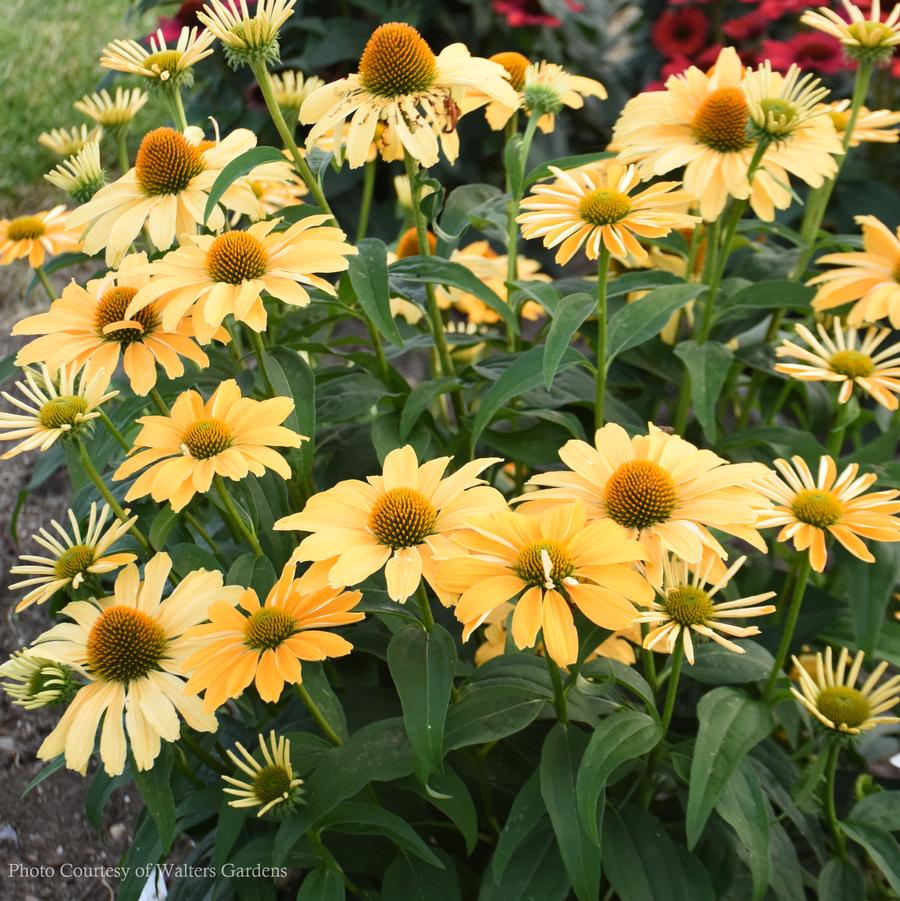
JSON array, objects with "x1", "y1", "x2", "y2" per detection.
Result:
[
  {"x1": 687, "y1": 688, "x2": 773, "y2": 849},
  {"x1": 132, "y1": 744, "x2": 177, "y2": 854},
  {"x1": 267, "y1": 348, "x2": 317, "y2": 480},
  {"x1": 300, "y1": 662, "x2": 348, "y2": 743},
  {"x1": 399, "y1": 377, "x2": 459, "y2": 440},
  {"x1": 482, "y1": 820, "x2": 570, "y2": 901},
  {"x1": 348, "y1": 238, "x2": 404, "y2": 346},
  {"x1": 84, "y1": 767, "x2": 124, "y2": 831},
  {"x1": 606, "y1": 270, "x2": 684, "y2": 299},
  {"x1": 576, "y1": 711, "x2": 662, "y2": 845},
  {"x1": 841, "y1": 821, "x2": 900, "y2": 892},
  {"x1": 149, "y1": 506, "x2": 181, "y2": 550},
  {"x1": 525, "y1": 152, "x2": 615, "y2": 187},
  {"x1": 684, "y1": 640, "x2": 775, "y2": 685},
  {"x1": 444, "y1": 686, "x2": 543, "y2": 750},
  {"x1": 204, "y1": 146, "x2": 287, "y2": 222},
  {"x1": 22, "y1": 756, "x2": 65, "y2": 796},
  {"x1": 817, "y1": 858, "x2": 866, "y2": 901},
  {"x1": 673, "y1": 340, "x2": 733, "y2": 441},
  {"x1": 718, "y1": 280, "x2": 814, "y2": 318},
  {"x1": 382, "y1": 852, "x2": 461, "y2": 901},
  {"x1": 492, "y1": 771, "x2": 545, "y2": 883},
  {"x1": 418, "y1": 766, "x2": 478, "y2": 855},
  {"x1": 214, "y1": 798, "x2": 247, "y2": 869},
  {"x1": 607, "y1": 285, "x2": 704, "y2": 361},
  {"x1": 834, "y1": 545, "x2": 900, "y2": 656},
  {"x1": 296, "y1": 868, "x2": 345, "y2": 901},
  {"x1": 577, "y1": 657, "x2": 658, "y2": 719},
  {"x1": 540, "y1": 724, "x2": 600, "y2": 901},
  {"x1": 543, "y1": 292, "x2": 595, "y2": 389},
  {"x1": 849, "y1": 791, "x2": 900, "y2": 832},
  {"x1": 436, "y1": 183, "x2": 504, "y2": 251}
]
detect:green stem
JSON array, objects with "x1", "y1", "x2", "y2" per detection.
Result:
[
  {"x1": 414, "y1": 581, "x2": 435, "y2": 631},
  {"x1": 545, "y1": 653, "x2": 569, "y2": 724},
  {"x1": 165, "y1": 84, "x2": 188, "y2": 130},
  {"x1": 98, "y1": 409, "x2": 130, "y2": 452},
  {"x1": 658, "y1": 640, "x2": 684, "y2": 740},
  {"x1": 184, "y1": 510, "x2": 220, "y2": 555},
  {"x1": 180, "y1": 730, "x2": 227, "y2": 775},
  {"x1": 356, "y1": 160, "x2": 376, "y2": 241},
  {"x1": 251, "y1": 61, "x2": 336, "y2": 221},
  {"x1": 173, "y1": 746, "x2": 206, "y2": 787},
  {"x1": 594, "y1": 245, "x2": 611, "y2": 432},
  {"x1": 34, "y1": 266, "x2": 56, "y2": 302},
  {"x1": 115, "y1": 131, "x2": 130, "y2": 175},
  {"x1": 77, "y1": 439, "x2": 150, "y2": 551},
  {"x1": 248, "y1": 328, "x2": 275, "y2": 396},
  {"x1": 640, "y1": 623, "x2": 658, "y2": 693},
  {"x1": 214, "y1": 474, "x2": 263, "y2": 557},
  {"x1": 364, "y1": 318, "x2": 390, "y2": 383},
  {"x1": 296, "y1": 682, "x2": 343, "y2": 746},
  {"x1": 697, "y1": 199, "x2": 745, "y2": 343},
  {"x1": 763, "y1": 555, "x2": 812, "y2": 703},
  {"x1": 826, "y1": 395, "x2": 852, "y2": 457},
  {"x1": 824, "y1": 741, "x2": 848, "y2": 859},
  {"x1": 149, "y1": 387, "x2": 169, "y2": 415}
]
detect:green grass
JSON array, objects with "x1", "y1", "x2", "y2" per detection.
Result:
[{"x1": 0, "y1": 0, "x2": 148, "y2": 199}]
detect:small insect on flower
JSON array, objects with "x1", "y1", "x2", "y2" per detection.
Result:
[
  {"x1": 791, "y1": 646, "x2": 900, "y2": 734},
  {"x1": 0, "y1": 363, "x2": 117, "y2": 459},
  {"x1": 222, "y1": 731, "x2": 304, "y2": 817},
  {"x1": 9, "y1": 503, "x2": 137, "y2": 611},
  {"x1": 0, "y1": 652, "x2": 79, "y2": 710}
]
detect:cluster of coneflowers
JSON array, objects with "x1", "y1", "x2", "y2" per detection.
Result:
[{"x1": 0, "y1": 0, "x2": 898, "y2": 826}]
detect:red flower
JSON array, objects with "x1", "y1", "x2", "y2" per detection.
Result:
[
  {"x1": 740, "y1": 0, "x2": 817, "y2": 19},
  {"x1": 723, "y1": 10, "x2": 769, "y2": 42},
  {"x1": 761, "y1": 33, "x2": 846, "y2": 74},
  {"x1": 651, "y1": 7, "x2": 710, "y2": 59},
  {"x1": 493, "y1": 0, "x2": 583, "y2": 28},
  {"x1": 154, "y1": 16, "x2": 183, "y2": 44}
]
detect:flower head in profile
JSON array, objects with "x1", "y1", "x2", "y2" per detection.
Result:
[
  {"x1": 0, "y1": 652, "x2": 79, "y2": 710},
  {"x1": 13, "y1": 252, "x2": 214, "y2": 396},
  {"x1": 74, "y1": 88, "x2": 149, "y2": 134},
  {"x1": 123, "y1": 216, "x2": 356, "y2": 343},
  {"x1": 636, "y1": 554, "x2": 775, "y2": 664},
  {"x1": 30, "y1": 553, "x2": 241, "y2": 774},
  {"x1": 69, "y1": 125, "x2": 270, "y2": 265},
  {"x1": 182, "y1": 560, "x2": 363, "y2": 709},
  {"x1": 38, "y1": 124, "x2": 101, "y2": 157},
  {"x1": 437, "y1": 502, "x2": 650, "y2": 667},
  {"x1": 809, "y1": 214, "x2": 900, "y2": 328},
  {"x1": 270, "y1": 69, "x2": 324, "y2": 120},
  {"x1": 518, "y1": 423, "x2": 771, "y2": 584},
  {"x1": 45, "y1": 141, "x2": 106, "y2": 203},
  {"x1": 0, "y1": 363, "x2": 116, "y2": 459},
  {"x1": 113, "y1": 380, "x2": 304, "y2": 512},
  {"x1": 101, "y1": 26, "x2": 215, "y2": 86},
  {"x1": 791, "y1": 646, "x2": 900, "y2": 734},
  {"x1": 300, "y1": 22, "x2": 519, "y2": 169},
  {"x1": 743, "y1": 61, "x2": 831, "y2": 140},
  {"x1": 223, "y1": 731, "x2": 304, "y2": 817},
  {"x1": 755, "y1": 455, "x2": 900, "y2": 571},
  {"x1": 275, "y1": 445, "x2": 507, "y2": 603},
  {"x1": 199, "y1": 0, "x2": 295, "y2": 67},
  {"x1": 9, "y1": 503, "x2": 137, "y2": 611},
  {"x1": 801, "y1": 1, "x2": 900, "y2": 63},
  {"x1": 518, "y1": 163, "x2": 698, "y2": 264},
  {"x1": 775, "y1": 320, "x2": 900, "y2": 410},
  {"x1": 0, "y1": 206, "x2": 81, "y2": 268},
  {"x1": 823, "y1": 100, "x2": 900, "y2": 146}
]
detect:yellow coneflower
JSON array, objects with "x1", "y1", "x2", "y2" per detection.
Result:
[
  {"x1": 517, "y1": 422, "x2": 771, "y2": 584},
  {"x1": 113, "y1": 380, "x2": 304, "y2": 512},
  {"x1": 182, "y1": 560, "x2": 363, "y2": 709},
  {"x1": 755, "y1": 455, "x2": 900, "y2": 572},
  {"x1": 300, "y1": 22, "x2": 518, "y2": 169},
  {"x1": 801, "y1": 1, "x2": 900, "y2": 62},
  {"x1": 13, "y1": 251, "x2": 214, "y2": 397},
  {"x1": 823, "y1": 100, "x2": 900, "y2": 146},
  {"x1": 45, "y1": 141, "x2": 106, "y2": 203},
  {"x1": 0, "y1": 206, "x2": 81, "y2": 268},
  {"x1": 809, "y1": 214, "x2": 900, "y2": 328},
  {"x1": 774, "y1": 320, "x2": 900, "y2": 411},
  {"x1": 436, "y1": 502, "x2": 650, "y2": 667},
  {"x1": 30, "y1": 553, "x2": 242, "y2": 774},
  {"x1": 636, "y1": 554, "x2": 776, "y2": 665},
  {"x1": 74, "y1": 88, "x2": 149, "y2": 133},
  {"x1": 518, "y1": 162, "x2": 699, "y2": 264},
  {"x1": 270, "y1": 70, "x2": 325, "y2": 119},
  {"x1": 0, "y1": 364, "x2": 117, "y2": 460},
  {"x1": 791, "y1": 646, "x2": 900, "y2": 734},
  {"x1": 222, "y1": 731, "x2": 304, "y2": 816},
  {"x1": 100, "y1": 26, "x2": 215, "y2": 85},
  {"x1": 9, "y1": 503, "x2": 137, "y2": 611},
  {"x1": 0, "y1": 652, "x2": 79, "y2": 710},
  {"x1": 199, "y1": 0, "x2": 296, "y2": 67},
  {"x1": 275, "y1": 445, "x2": 507, "y2": 604},
  {"x1": 123, "y1": 216, "x2": 357, "y2": 343},
  {"x1": 38, "y1": 124, "x2": 102, "y2": 157},
  {"x1": 743, "y1": 61, "x2": 832, "y2": 141}
]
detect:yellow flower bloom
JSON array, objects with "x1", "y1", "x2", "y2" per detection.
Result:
[
  {"x1": 223, "y1": 731, "x2": 304, "y2": 817},
  {"x1": 275, "y1": 445, "x2": 507, "y2": 603},
  {"x1": 0, "y1": 363, "x2": 117, "y2": 460},
  {"x1": 30, "y1": 553, "x2": 241, "y2": 774},
  {"x1": 518, "y1": 422, "x2": 771, "y2": 583},
  {"x1": 270, "y1": 69, "x2": 324, "y2": 117},
  {"x1": 0, "y1": 206, "x2": 81, "y2": 268},
  {"x1": 182, "y1": 560, "x2": 363, "y2": 710},
  {"x1": 123, "y1": 216, "x2": 357, "y2": 343},
  {"x1": 9, "y1": 503, "x2": 137, "y2": 612},
  {"x1": 775, "y1": 320, "x2": 900, "y2": 411},
  {"x1": 69, "y1": 126, "x2": 268, "y2": 266},
  {"x1": 612, "y1": 46, "x2": 841, "y2": 221},
  {"x1": 822, "y1": 100, "x2": 900, "y2": 146},
  {"x1": 13, "y1": 252, "x2": 213, "y2": 396},
  {"x1": 100, "y1": 26, "x2": 215, "y2": 85},
  {"x1": 300, "y1": 22, "x2": 518, "y2": 168},
  {"x1": 636, "y1": 554, "x2": 775, "y2": 664},
  {"x1": 755, "y1": 455, "x2": 900, "y2": 572},
  {"x1": 801, "y1": 1, "x2": 900, "y2": 61},
  {"x1": 791, "y1": 646, "x2": 900, "y2": 734},
  {"x1": 113, "y1": 380, "x2": 304, "y2": 512},
  {"x1": 809, "y1": 214, "x2": 900, "y2": 328},
  {"x1": 199, "y1": 0, "x2": 296, "y2": 66},
  {"x1": 38, "y1": 124, "x2": 102, "y2": 157},
  {"x1": 0, "y1": 652, "x2": 78, "y2": 711},
  {"x1": 45, "y1": 140, "x2": 106, "y2": 204},
  {"x1": 743, "y1": 61, "x2": 831, "y2": 140},
  {"x1": 517, "y1": 162, "x2": 699, "y2": 264},
  {"x1": 436, "y1": 502, "x2": 651, "y2": 668},
  {"x1": 74, "y1": 87, "x2": 149, "y2": 132}
]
